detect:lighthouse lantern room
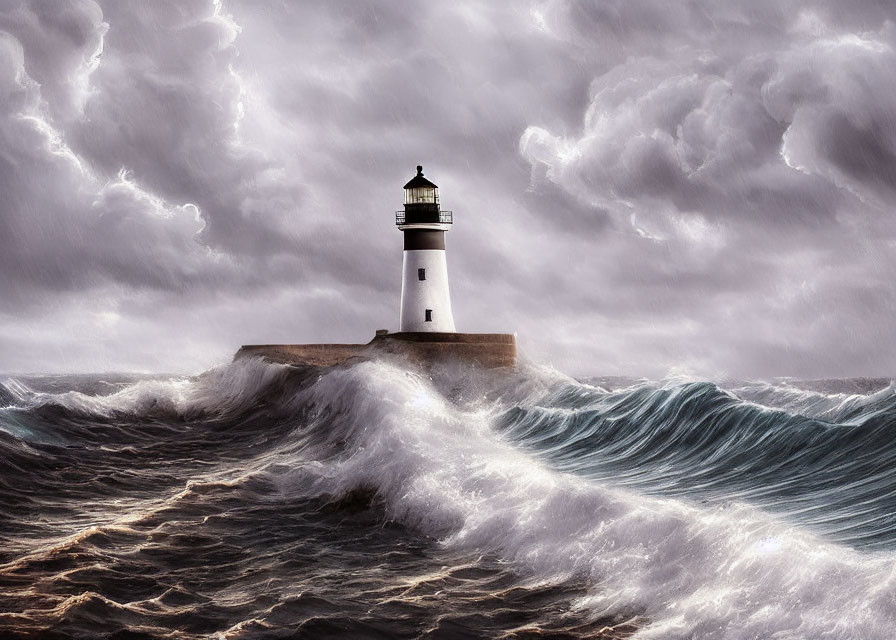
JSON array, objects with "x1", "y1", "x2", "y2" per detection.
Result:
[{"x1": 396, "y1": 165, "x2": 456, "y2": 333}]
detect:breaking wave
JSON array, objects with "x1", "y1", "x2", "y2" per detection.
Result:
[{"x1": 1, "y1": 360, "x2": 895, "y2": 639}]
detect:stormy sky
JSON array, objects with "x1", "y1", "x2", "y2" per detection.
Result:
[{"x1": 1, "y1": 0, "x2": 894, "y2": 378}]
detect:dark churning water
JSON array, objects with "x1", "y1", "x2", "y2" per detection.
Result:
[{"x1": 1, "y1": 357, "x2": 895, "y2": 639}]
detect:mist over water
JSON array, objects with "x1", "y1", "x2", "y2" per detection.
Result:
[{"x1": 1, "y1": 357, "x2": 895, "y2": 639}]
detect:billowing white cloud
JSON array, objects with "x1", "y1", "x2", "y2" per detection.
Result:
[{"x1": 516, "y1": 0, "x2": 896, "y2": 376}]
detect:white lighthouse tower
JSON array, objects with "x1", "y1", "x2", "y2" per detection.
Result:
[{"x1": 397, "y1": 165, "x2": 456, "y2": 332}]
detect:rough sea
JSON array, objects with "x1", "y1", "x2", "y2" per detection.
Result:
[{"x1": 1, "y1": 357, "x2": 895, "y2": 639}]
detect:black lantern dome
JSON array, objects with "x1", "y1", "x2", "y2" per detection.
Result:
[
  {"x1": 403, "y1": 165, "x2": 439, "y2": 204},
  {"x1": 397, "y1": 165, "x2": 452, "y2": 226}
]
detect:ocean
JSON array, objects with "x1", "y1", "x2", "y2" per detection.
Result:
[{"x1": 1, "y1": 357, "x2": 895, "y2": 639}]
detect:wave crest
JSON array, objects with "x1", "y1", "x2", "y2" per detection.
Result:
[{"x1": 259, "y1": 360, "x2": 896, "y2": 639}]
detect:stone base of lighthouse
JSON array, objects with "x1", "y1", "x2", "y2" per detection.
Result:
[{"x1": 235, "y1": 331, "x2": 516, "y2": 369}]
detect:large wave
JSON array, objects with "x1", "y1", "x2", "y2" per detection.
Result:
[{"x1": 2, "y1": 359, "x2": 895, "y2": 639}]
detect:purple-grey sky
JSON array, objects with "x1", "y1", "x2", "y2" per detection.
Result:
[{"x1": 1, "y1": 0, "x2": 894, "y2": 378}]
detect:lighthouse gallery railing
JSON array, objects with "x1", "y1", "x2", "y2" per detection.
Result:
[{"x1": 395, "y1": 211, "x2": 453, "y2": 225}]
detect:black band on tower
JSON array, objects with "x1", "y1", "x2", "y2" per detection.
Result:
[{"x1": 403, "y1": 229, "x2": 445, "y2": 250}]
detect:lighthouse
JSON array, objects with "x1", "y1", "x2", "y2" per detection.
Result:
[
  {"x1": 397, "y1": 165, "x2": 456, "y2": 332},
  {"x1": 236, "y1": 163, "x2": 516, "y2": 368}
]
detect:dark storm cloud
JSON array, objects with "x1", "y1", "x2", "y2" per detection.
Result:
[
  {"x1": 0, "y1": 0, "x2": 236, "y2": 304},
  {"x1": 0, "y1": 0, "x2": 894, "y2": 376},
  {"x1": 0, "y1": 0, "x2": 392, "y2": 309}
]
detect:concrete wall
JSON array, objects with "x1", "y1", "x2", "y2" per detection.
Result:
[
  {"x1": 235, "y1": 332, "x2": 516, "y2": 369},
  {"x1": 374, "y1": 333, "x2": 515, "y2": 368},
  {"x1": 235, "y1": 343, "x2": 368, "y2": 367}
]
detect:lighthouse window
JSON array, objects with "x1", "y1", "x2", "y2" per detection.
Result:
[
  {"x1": 405, "y1": 187, "x2": 439, "y2": 205},
  {"x1": 425, "y1": 309, "x2": 433, "y2": 322},
  {"x1": 418, "y1": 268, "x2": 426, "y2": 281}
]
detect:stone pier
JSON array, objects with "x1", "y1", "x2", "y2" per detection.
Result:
[{"x1": 234, "y1": 332, "x2": 516, "y2": 369}]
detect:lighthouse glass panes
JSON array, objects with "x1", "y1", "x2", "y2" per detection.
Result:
[{"x1": 405, "y1": 187, "x2": 439, "y2": 205}]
